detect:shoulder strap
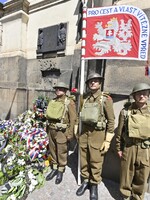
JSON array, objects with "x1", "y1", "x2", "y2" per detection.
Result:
[
  {"x1": 95, "y1": 92, "x2": 107, "y2": 124},
  {"x1": 61, "y1": 97, "x2": 70, "y2": 123},
  {"x1": 123, "y1": 105, "x2": 132, "y2": 135},
  {"x1": 98, "y1": 92, "x2": 107, "y2": 113},
  {"x1": 123, "y1": 102, "x2": 132, "y2": 119},
  {"x1": 82, "y1": 92, "x2": 107, "y2": 113},
  {"x1": 82, "y1": 96, "x2": 90, "y2": 108}
]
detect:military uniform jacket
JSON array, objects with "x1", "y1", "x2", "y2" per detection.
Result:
[
  {"x1": 82, "y1": 90, "x2": 115, "y2": 134},
  {"x1": 48, "y1": 95, "x2": 77, "y2": 139},
  {"x1": 116, "y1": 102, "x2": 150, "y2": 152}
]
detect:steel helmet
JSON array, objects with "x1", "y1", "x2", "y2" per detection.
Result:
[
  {"x1": 53, "y1": 82, "x2": 69, "y2": 90},
  {"x1": 85, "y1": 73, "x2": 104, "y2": 84},
  {"x1": 131, "y1": 83, "x2": 150, "y2": 95}
]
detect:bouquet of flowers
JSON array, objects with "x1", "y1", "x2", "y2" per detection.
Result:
[{"x1": 0, "y1": 96, "x2": 50, "y2": 199}]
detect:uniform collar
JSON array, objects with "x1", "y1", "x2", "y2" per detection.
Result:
[
  {"x1": 131, "y1": 102, "x2": 149, "y2": 114},
  {"x1": 90, "y1": 89, "x2": 102, "y2": 99},
  {"x1": 55, "y1": 95, "x2": 66, "y2": 101}
]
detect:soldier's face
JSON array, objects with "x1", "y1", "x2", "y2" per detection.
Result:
[
  {"x1": 133, "y1": 90, "x2": 149, "y2": 104},
  {"x1": 88, "y1": 78, "x2": 101, "y2": 91},
  {"x1": 55, "y1": 87, "x2": 66, "y2": 97}
]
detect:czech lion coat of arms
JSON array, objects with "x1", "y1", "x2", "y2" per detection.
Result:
[{"x1": 93, "y1": 18, "x2": 133, "y2": 56}]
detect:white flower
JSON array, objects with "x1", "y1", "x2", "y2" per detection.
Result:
[
  {"x1": 1, "y1": 186, "x2": 8, "y2": 194},
  {"x1": 7, "y1": 154, "x2": 16, "y2": 166},
  {"x1": 5, "y1": 145, "x2": 13, "y2": 153},
  {"x1": 29, "y1": 184, "x2": 35, "y2": 192},
  {"x1": 26, "y1": 118, "x2": 32, "y2": 123},
  {"x1": 11, "y1": 154, "x2": 16, "y2": 160},
  {"x1": 28, "y1": 110, "x2": 33, "y2": 115},
  {"x1": 28, "y1": 178, "x2": 38, "y2": 192},
  {"x1": 17, "y1": 171, "x2": 25, "y2": 178},
  {"x1": 17, "y1": 159, "x2": 25, "y2": 166},
  {"x1": 31, "y1": 179, "x2": 38, "y2": 186},
  {"x1": 32, "y1": 113, "x2": 35, "y2": 118},
  {"x1": 38, "y1": 154, "x2": 42, "y2": 158},
  {"x1": 7, "y1": 158, "x2": 13, "y2": 166},
  {"x1": 6, "y1": 194, "x2": 16, "y2": 200},
  {"x1": 28, "y1": 168, "x2": 33, "y2": 173},
  {"x1": 28, "y1": 171, "x2": 36, "y2": 180}
]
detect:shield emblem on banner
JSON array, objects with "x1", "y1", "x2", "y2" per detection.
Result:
[{"x1": 106, "y1": 29, "x2": 114, "y2": 39}]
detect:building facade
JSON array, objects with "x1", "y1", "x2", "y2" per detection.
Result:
[{"x1": 0, "y1": 0, "x2": 150, "y2": 182}]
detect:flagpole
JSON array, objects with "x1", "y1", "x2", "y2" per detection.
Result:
[
  {"x1": 77, "y1": 0, "x2": 87, "y2": 186},
  {"x1": 80, "y1": 0, "x2": 87, "y2": 95}
]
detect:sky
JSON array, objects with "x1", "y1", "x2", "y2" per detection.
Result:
[{"x1": 0, "y1": 0, "x2": 7, "y2": 4}]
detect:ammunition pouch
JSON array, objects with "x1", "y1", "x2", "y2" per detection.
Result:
[
  {"x1": 83, "y1": 121, "x2": 106, "y2": 131},
  {"x1": 125, "y1": 138, "x2": 150, "y2": 149},
  {"x1": 55, "y1": 123, "x2": 67, "y2": 131},
  {"x1": 95, "y1": 121, "x2": 106, "y2": 130}
]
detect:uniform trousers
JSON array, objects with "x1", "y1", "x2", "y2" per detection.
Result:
[
  {"x1": 79, "y1": 128, "x2": 105, "y2": 184},
  {"x1": 120, "y1": 144, "x2": 150, "y2": 200},
  {"x1": 48, "y1": 128, "x2": 68, "y2": 172}
]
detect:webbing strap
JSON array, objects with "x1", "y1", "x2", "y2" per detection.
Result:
[
  {"x1": 99, "y1": 93, "x2": 107, "y2": 124},
  {"x1": 61, "y1": 97, "x2": 70, "y2": 124}
]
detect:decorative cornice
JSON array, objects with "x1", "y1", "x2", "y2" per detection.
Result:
[{"x1": 3, "y1": 0, "x2": 30, "y2": 17}]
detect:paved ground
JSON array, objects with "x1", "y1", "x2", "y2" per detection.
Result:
[{"x1": 26, "y1": 149, "x2": 150, "y2": 200}]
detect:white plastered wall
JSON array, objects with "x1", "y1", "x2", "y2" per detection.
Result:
[
  {"x1": 26, "y1": 0, "x2": 79, "y2": 59},
  {"x1": 114, "y1": 0, "x2": 150, "y2": 10}
]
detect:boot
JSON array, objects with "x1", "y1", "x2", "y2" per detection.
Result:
[
  {"x1": 55, "y1": 171, "x2": 63, "y2": 184},
  {"x1": 76, "y1": 181, "x2": 89, "y2": 196},
  {"x1": 90, "y1": 184, "x2": 98, "y2": 200},
  {"x1": 46, "y1": 169, "x2": 57, "y2": 181}
]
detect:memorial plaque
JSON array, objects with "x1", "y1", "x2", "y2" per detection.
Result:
[{"x1": 37, "y1": 23, "x2": 67, "y2": 56}]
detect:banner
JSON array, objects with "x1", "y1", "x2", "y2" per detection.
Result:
[{"x1": 84, "y1": 5, "x2": 149, "y2": 60}]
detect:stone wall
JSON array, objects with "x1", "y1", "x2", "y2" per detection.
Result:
[{"x1": 0, "y1": 56, "x2": 27, "y2": 119}]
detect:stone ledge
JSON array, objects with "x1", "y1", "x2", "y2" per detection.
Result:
[
  {"x1": 0, "y1": 10, "x2": 29, "y2": 23},
  {"x1": 0, "y1": 82, "x2": 27, "y2": 89}
]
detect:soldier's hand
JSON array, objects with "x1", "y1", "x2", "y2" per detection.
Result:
[
  {"x1": 100, "y1": 132, "x2": 114, "y2": 154},
  {"x1": 100, "y1": 141, "x2": 110, "y2": 154}
]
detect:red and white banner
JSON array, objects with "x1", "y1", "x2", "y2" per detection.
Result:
[{"x1": 83, "y1": 5, "x2": 149, "y2": 60}]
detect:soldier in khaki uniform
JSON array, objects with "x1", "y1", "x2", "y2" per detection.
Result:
[
  {"x1": 116, "y1": 83, "x2": 150, "y2": 200},
  {"x1": 46, "y1": 82, "x2": 77, "y2": 184},
  {"x1": 76, "y1": 73, "x2": 115, "y2": 200}
]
